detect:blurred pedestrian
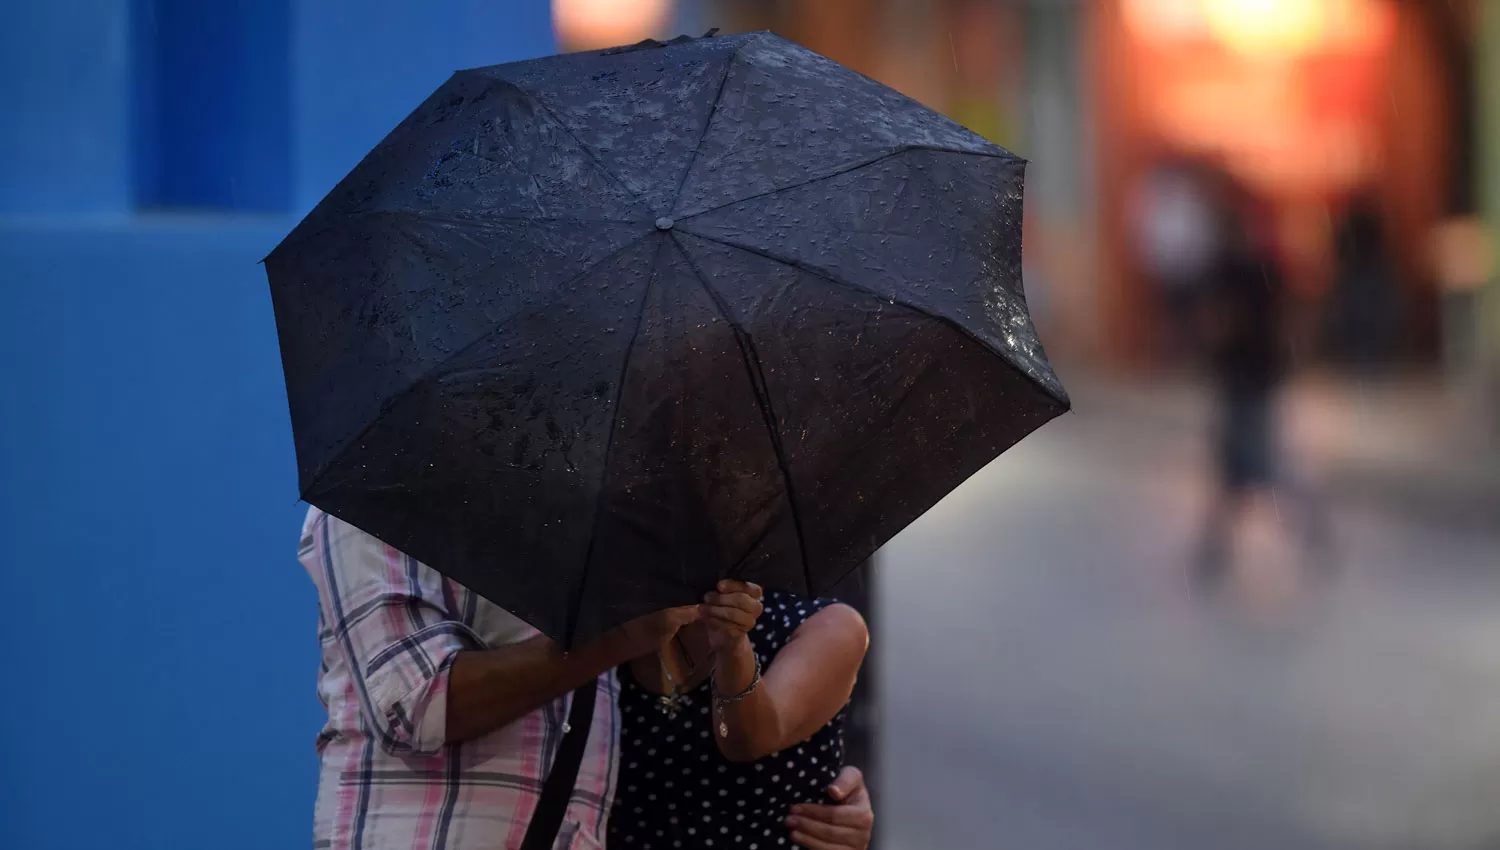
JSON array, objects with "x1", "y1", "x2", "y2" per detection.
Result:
[
  {"x1": 1194, "y1": 193, "x2": 1332, "y2": 586},
  {"x1": 1325, "y1": 197, "x2": 1402, "y2": 369},
  {"x1": 1131, "y1": 160, "x2": 1222, "y2": 359}
]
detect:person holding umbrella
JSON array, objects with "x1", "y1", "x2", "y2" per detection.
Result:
[
  {"x1": 299, "y1": 509, "x2": 873, "y2": 850},
  {"x1": 271, "y1": 30, "x2": 1066, "y2": 850},
  {"x1": 611, "y1": 580, "x2": 869, "y2": 850}
]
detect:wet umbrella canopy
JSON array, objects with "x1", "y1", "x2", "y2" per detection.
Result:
[{"x1": 266, "y1": 32, "x2": 1069, "y2": 646}]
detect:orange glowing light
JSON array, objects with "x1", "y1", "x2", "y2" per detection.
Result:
[
  {"x1": 1122, "y1": 0, "x2": 1207, "y2": 45},
  {"x1": 1203, "y1": 0, "x2": 1327, "y2": 55},
  {"x1": 1124, "y1": 0, "x2": 1391, "y2": 56},
  {"x1": 1319, "y1": 0, "x2": 1397, "y2": 53},
  {"x1": 552, "y1": 0, "x2": 673, "y2": 51}
]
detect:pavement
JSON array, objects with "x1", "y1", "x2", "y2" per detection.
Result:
[
  {"x1": 1065, "y1": 372, "x2": 1500, "y2": 529},
  {"x1": 871, "y1": 377, "x2": 1500, "y2": 850}
]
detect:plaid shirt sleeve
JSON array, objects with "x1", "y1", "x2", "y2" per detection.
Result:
[{"x1": 301, "y1": 510, "x2": 486, "y2": 756}]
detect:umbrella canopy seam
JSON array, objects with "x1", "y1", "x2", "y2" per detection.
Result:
[
  {"x1": 673, "y1": 230, "x2": 1069, "y2": 409},
  {"x1": 299, "y1": 231, "x2": 655, "y2": 499},
  {"x1": 669, "y1": 234, "x2": 817, "y2": 596},
  {"x1": 675, "y1": 144, "x2": 1022, "y2": 223},
  {"x1": 455, "y1": 69, "x2": 653, "y2": 218},
  {"x1": 565, "y1": 236, "x2": 672, "y2": 643},
  {"x1": 336, "y1": 210, "x2": 646, "y2": 227},
  {"x1": 664, "y1": 37, "x2": 751, "y2": 220}
]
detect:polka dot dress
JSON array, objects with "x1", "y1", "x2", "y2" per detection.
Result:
[{"x1": 609, "y1": 592, "x2": 846, "y2": 850}]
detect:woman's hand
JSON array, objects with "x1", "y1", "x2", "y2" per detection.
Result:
[{"x1": 702, "y1": 580, "x2": 764, "y2": 655}]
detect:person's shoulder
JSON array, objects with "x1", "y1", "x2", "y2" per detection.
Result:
[
  {"x1": 299, "y1": 507, "x2": 402, "y2": 568},
  {"x1": 298, "y1": 505, "x2": 324, "y2": 557},
  {"x1": 299, "y1": 506, "x2": 355, "y2": 552},
  {"x1": 802, "y1": 601, "x2": 867, "y2": 640},
  {"x1": 301, "y1": 504, "x2": 324, "y2": 533},
  {"x1": 769, "y1": 593, "x2": 866, "y2": 641},
  {"x1": 305, "y1": 507, "x2": 387, "y2": 545},
  {"x1": 784, "y1": 600, "x2": 869, "y2": 663}
]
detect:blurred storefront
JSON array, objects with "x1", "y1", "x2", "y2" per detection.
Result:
[
  {"x1": 687, "y1": 0, "x2": 1100, "y2": 363},
  {"x1": 1481, "y1": 0, "x2": 1500, "y2": 433},
  {"x1": 659, "y1": 0, "x2": 1487, "y2": 379},
  {"x1": 1099, "y1": 0, "x2": 1479, "y2": 371}
]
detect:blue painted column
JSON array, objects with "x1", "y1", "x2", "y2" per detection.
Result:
[{"x1": 133, "y1": 0, "x2": 294, "y2": 211}]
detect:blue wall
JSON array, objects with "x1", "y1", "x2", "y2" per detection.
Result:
[
  {"x1": 293, "y1": 0, "x2": 555, "y2": 211},
  {"x1": 0, "y1": 1, "x2": 133, "y2": 215},
  {"x1": 0, "y1": 222, "x2": 310, "y2": 849},
  {"x1": 0, "y1": 3, "x2": 555, "y2": 848}
]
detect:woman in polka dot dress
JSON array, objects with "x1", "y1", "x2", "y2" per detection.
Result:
[{"x1": 610, "y1": 581, "x2": 869, "y2": 850}]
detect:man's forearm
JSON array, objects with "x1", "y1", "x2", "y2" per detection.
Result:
[{"x1": 445, "y1": 634, "x2": 630, "y2": 743}]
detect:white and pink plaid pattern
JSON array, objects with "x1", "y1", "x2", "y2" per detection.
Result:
[{"x1": 300, "y1": 508, "x2": 619, "y2": 850}]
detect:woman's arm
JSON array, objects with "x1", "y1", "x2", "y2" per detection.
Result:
[{"x1": 703, "y1": 582, "x2": 869, "y2": 762}]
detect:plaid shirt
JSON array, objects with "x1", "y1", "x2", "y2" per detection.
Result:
[{"x1": 300, "y1": 508, "x2": 619, "y2": 850}]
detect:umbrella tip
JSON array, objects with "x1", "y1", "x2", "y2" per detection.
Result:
[{"x1": 655, "y1": 217, "x2": 676, "y2": 231}]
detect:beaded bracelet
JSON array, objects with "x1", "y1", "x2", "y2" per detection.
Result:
[{"x1": 711, "y1": 654, "x2": 763, "y2": 738}]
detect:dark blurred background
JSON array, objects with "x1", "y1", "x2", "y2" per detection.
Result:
[{"x1": 3, "y1": 2, "x2": 1498, "y2": 849}]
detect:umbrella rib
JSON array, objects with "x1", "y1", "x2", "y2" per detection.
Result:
[
  {"x1": 565, "y1": 236, "x2": 671, "y2": 645},
  {"x1": 675, "y1": 144, "x2": 1021, "y2": 222},
  {"x1": 669, "y1": 235, "x2": 817, "y2": 596},
  {"x1": 666, "y1": 37, "x2": 748, "y2": 218},
  {"x1": 300, "y1": 233, "x2": 656, "y2": 500},
  {"x1": 350, "y1": 210, "x2": 646, "y2": 227},
  {"x1": 495, "y1": 76, "x2": 653, "y2": 217},
  {"x1": 675, "y1": 230, "x2": 1069, "y2": 408}
]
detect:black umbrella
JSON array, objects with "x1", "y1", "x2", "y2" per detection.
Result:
[{"x1": 266, "y1": 31, "x2": 1069, "y2": 646}]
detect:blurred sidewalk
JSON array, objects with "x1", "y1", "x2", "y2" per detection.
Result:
[
  {"x1": 882, "y1": 378, "x2": 1500, "y2": 850},
  {"x1": 1058, "y1": 369, "x2": 1500, "y2": 530}
]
